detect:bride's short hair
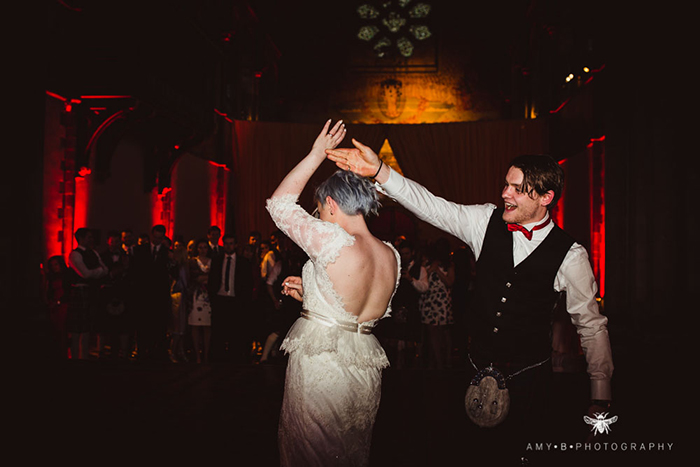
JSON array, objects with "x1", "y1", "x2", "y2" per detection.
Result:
[{"x1": 314, "y1": 170, "x2": 381, "y2": 217}]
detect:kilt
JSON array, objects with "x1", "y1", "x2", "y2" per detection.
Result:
[{"x1": 66, "y1": 285, "x2": 97, "y2": 333}]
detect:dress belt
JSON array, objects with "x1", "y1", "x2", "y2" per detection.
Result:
[{"x1": 300, "y1": 310, "x2": 373, "y2": 335}]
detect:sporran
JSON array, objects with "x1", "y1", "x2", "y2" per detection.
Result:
[
  {"x1": 465, "y1": 355, "x2": 550, "y2": 428},
  {"x1": 465, "y1": 366, "x2": 510, "y2": 428}
]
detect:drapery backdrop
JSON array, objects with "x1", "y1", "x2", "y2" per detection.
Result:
[
  {"x1": 230, "y1": 120, "x2": 386, "y2": 243},
  {"x1": 230, "y1": 119, "x2": 548, "y2": 243},
  {"x1": 385, "y1": 119, "x2": 549, "y2": 206}
]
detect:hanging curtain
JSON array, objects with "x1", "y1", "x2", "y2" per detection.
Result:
[
  {"x1": 230, "y1": 120, "x2": 386, "y2": 242},
  {"x1": 385, "y1": 119, "x2": 549, "y2": 207}
]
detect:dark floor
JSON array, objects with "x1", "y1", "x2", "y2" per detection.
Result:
[{"x1": 19, "y1": 335, "x2": 688, "y2": 467}]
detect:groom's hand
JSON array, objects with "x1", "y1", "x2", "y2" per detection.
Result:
[{"x1": 326, "y1": 139, "x2": 387, "y2": 182}]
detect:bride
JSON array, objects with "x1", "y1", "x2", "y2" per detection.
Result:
[{"x1": 266, "y1": 120, "x2": 400, "y2": 466}]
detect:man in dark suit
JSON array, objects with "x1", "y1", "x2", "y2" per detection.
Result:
[
  {"x1": 130, "y1": 224, "x2": 172, "y2": 361},
  {"x1": 208, "y1": 232, "x2": 253, "y2": 363},
  {"x1": 208, "y1": 225, "x2": 223, "y2": 258}
]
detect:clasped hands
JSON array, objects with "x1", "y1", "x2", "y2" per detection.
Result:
[{"x1": 314, "y1": 120, "x2": 383, "y2": 180}]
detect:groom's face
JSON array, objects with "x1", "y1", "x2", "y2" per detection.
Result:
[{"x1": 501, "y1": 166, "x2": 546, "y2": 226}]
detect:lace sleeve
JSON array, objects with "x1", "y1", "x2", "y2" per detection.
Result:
[{"x1": 266, "y1": 194, "x2": 354, "y2": 267}]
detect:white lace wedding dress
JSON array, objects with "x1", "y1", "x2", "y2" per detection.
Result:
[{"x1": 266, "y1": 194, "x2": 400, "y2": 467}]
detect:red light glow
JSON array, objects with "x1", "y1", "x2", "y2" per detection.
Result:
[
  {"x1": 85, "y1": 109, "x2": 129, "y2": 156},
  {"x1": 552, "y1": 159, "x2": 567, "y2": 229},
  {"x1": 80, "y1": 95, "x2": 133, "y2": 99},
  {"x1": 549, "y1": 98, "x2": 570, "y2": 114},
  {"x1": 208, "y1": 161, "x2": 229, "y2": 233},
  {"x1": 46, "y1": 91, "x2": 67, "y2": 102},
  {"x1": 152, "y1": 187, "x2": 174, "y2": 239},
  {"x1": 214, "y1": 108, "x2": 233, "y2": 123},
  {"x1": 589, "y1": 138, "x2": 605, "y2": 298},
  {"x1": 73, "y1": 175, "x2": 89, "y2": 244}
]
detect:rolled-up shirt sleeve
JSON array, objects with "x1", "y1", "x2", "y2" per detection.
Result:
[{"x1": 556, "y1": 244, "x2": 614, "y2": 401}]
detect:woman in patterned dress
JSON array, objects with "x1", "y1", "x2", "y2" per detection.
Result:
[
  {"x1": 419, "y1": 237, "x2": 455, "y2": 369},
  {"x1": 187, "y1": 239, "x2": 212, "y2": 363}
]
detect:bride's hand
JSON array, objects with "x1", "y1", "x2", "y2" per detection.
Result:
[
  {"x1": 325, "y1": 138, "x2": 381, "y2": 178},
  {"x1": 311, "y1": 119, "x2": 346, "y2": 156},
  {"x1": 281, "y1": 276, "x2": 304, "y2": 302}
]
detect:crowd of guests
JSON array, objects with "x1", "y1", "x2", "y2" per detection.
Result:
[
  {"x1": 42, "y1": 224, "x2": 305, "y2": 364},
  {"x1": 42, "y1": 223, "x2": 476, "y2": 369},
  {"x1": 375, "y1": 237, "x2": 475, "y2": 369}
]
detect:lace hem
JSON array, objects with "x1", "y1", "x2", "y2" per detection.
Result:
[{"x1": 279, "y1": 317, "x2": 390, "y2": 371}]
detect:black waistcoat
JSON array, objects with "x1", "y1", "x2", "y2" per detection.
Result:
[
  {"x1": 469, "y1": 208, "x2": 574, "y2": 366},
  {"x1": 70, "y1": 247, "x2": 100, "y2": 284}
]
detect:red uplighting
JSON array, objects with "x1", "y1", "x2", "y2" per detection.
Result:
[
  {"x1": 208, "y1": 162, "x2": 229, "y2": 234},
  {"x1": 549, "y1": 98, "x2": 570, "y2": 114},
  {"x1": 85, "y1": 109, "x2": 129, "y2": 156},
  {"x1": 77, "y1": 167, "x2": 91, "y2": 177},
  {"x1": 208, "y1": 161, "x2": 228, "y2": 169},
  {"x1": 214, "y1": 108, "x2": 233, "y2": 123},
  {"x1": 588, "y1": 139, "x2": 606, "y2": 298},
  {"x1": 46, "y1": 91, "x2": 67, "y2": 102},
  {"x1": 80, "y1": 95, "x2": 133, "y2": 99},
  {"x1": 586, "y1": 136, "x2": 606, "y2": 148}
]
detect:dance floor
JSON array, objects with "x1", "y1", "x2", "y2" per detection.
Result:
[{"x1": 22, "y1": 335, "x2": 686, "y2": 466}]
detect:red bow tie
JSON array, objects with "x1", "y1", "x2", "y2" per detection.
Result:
[{"x1": 507, "y1": 217, "x2": 551, "y2": 240}]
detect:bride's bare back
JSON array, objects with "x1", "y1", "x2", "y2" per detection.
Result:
[{"x1": 327, "y1": 233, "x2": 398, "y2": 323}]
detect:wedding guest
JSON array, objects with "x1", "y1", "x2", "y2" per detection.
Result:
[
  {"x1": 419, "y1": 238, "x2": 456, "y2": 369},
  {"x1": 67, "y1": 228, "x2": 109, "y2": 359},
  {"x1": 98, "y1": 230, "x2": 130, "y2": 359},
  {"x1": 188, "y1": 239, "x2": 213, "y2": 363},
  {"x1": 44, "y1": 255, "x2": 71, "y2": 359},
  {"x1": 130, "y1": 225, "x2": 171, "y2": 361},
  {"x1": 207, "y1": 226, "x2": 223, "y2": 258},
  {"x1": 168, "y1": 235, "x2": 190, "y2": 363},
  {"x1": 208, "y1": 233, "x2": 253, "y2": 363}
]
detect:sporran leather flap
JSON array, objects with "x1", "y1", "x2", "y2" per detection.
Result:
[{"x1": 465, "y1": 366, "x2": 510, "y2": 428}]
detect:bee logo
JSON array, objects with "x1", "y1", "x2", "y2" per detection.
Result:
[{"x1": 583, "y1": 412, "x2": 618, "y2": 435}]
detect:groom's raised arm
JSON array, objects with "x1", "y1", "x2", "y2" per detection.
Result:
[
  {"x1": 327, "y1": 139, "x2": 493, "y2": 250},
  {"x1": 379, "y1": 167, "x2": 493, "y2": 248}
]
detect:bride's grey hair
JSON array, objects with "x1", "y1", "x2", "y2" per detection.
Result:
[{"x1": 314, "y1": 170, "x2": 381, "y2": 217}]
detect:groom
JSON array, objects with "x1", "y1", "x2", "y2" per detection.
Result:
[{"x1": 327, "y1": 140, "x2": 614, "y2": 460}]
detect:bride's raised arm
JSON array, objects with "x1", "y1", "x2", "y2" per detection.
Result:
[
  {"x1": 271, "y1": 119, "x2": 346, "y2": 199},
  {"x1": 267, "y1": 120, "x2": 349, "y2": 265}
]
